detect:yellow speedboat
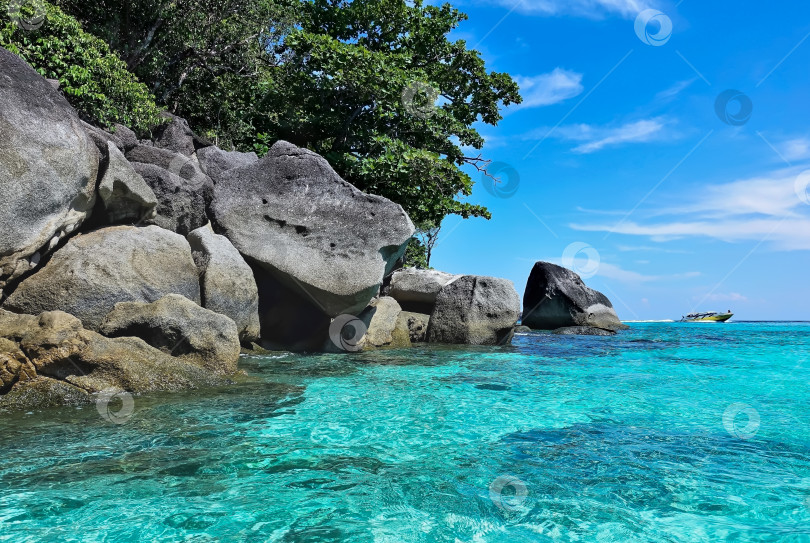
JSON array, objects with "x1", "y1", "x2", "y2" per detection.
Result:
[{"x1": 679, "y1": 311, "x2": 733, "y2": 323}]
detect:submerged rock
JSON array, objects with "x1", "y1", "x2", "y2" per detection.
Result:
[
  {"x1": 427, "y1": 275, "x2": 520, "y2": 346},
  {"x1": 188, "y1": 224, "x2": 260, "y2": 343},
  {"x1": 98, "y1": 142, "x2": 158, "y2": 224},
  {"x1": 385, "y1": 268, "x2": 460, "y2": 313},
  {"x1": 522, "y1": 262, "x2": 628, "y2": 331},
  {"x1": 0, "y1": 47, "x2": 98, "y2": 297},
  {"x1": 553, "y1": 326, "x2": 616, "y2": 336},
  {"x1": 3, "y1": 226, "x2": 201, "y2": 330},
  {"x1": 210, "y1": 140, "x2": 414, "y2": 320},
  {"x1": 0, "y1": 310, "x2": 231, "y2": 410},
  {"x1": 100, "y1": 294, "x2": 240, "y2": 374}
]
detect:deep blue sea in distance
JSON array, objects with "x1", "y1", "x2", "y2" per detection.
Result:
[{"x1": 1, "y1": 322, "x2": 809, "y2": 542}]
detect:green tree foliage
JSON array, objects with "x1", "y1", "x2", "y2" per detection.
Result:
[
  {"x1": 0, "y1": 0, "x2": 162, "y2": 132},
  {"x1": 261, "y1": 0, "x2": 522, "y2": 224},
  {"x1": 55, "y1": 0, "x2": 521, "y2": 226},
  {"x1": 55, "y1": 0, "x2": 297, "y2": 145}
]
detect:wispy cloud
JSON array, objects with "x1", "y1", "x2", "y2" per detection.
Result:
[
  {"x1": 782, "y1": 137, "x2": 810, "y2": 162},
  {"x1": 525, "y1": 117, "x2": 671, "y2": 153},
  {"x1": 655, "y1": 78, "x2": 697, "y2": 101},
  {"x1": 513, "y1": 69, "x2": 584, "y2": 109},
  {"x1": 481, "y1": 0, "x2": 653, "y2": 19},
  {"x1": 571, "y1": 167, "x2": 810, "y2": 250}
]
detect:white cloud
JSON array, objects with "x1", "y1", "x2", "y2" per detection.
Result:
[
  {"x1": 655, "y1": 78, "x2": 697, "y2": 100},
  {"x1": 483, "y1": 0, "x2": 653, "y2": 18},
  {"x1": 571, "y1": 118, "x2": 667, "y2": 153},
  {"x1": 571, "y1": 167, "x2": 810, "y2": 250},
  {"x1": 782, "y1": 138, "x2": 810, "y2": 162},
  {"x1": 513, "y1": 69, "x2": 584, "y2": 109},
  {"x1": 531, "y1": 117, "x2": 670, "y2": 153}
]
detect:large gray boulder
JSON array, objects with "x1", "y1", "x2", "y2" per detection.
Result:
[
  {"x1": 131, "y1": 163, "x2": 210, "y2": 235},
  {"x1": 396, "y1": 311, "x2": 430, "y2": 343},
  {"x1": 357, "y1": 296, "x2": 410, "y2": 350},
  {"x1": 210, "y1": 140, "x2": 414, "y2": 319},
  {"x1": 188, "y1": 224, "x2": 260, "y2": 342},
  {"x1": 522, "y1": 262, "x2": 628, "y2": 331},
  {"x1": 98, "y1": 142, "x2": 158, "y2": 224},
  {"x1": 197, "y1": 145, "x2": 258, "y2": 182},
  {"x1": 152, "y1": 113, "x2": 209, "y2": 157},
  {"x1": 100, "y1": 294, "x2": 240, "y2": 375},
  {"x1": 126, "y1": 144, "x2": 211, "y2": 188},
  {"x1": 0, "y1": 309, "x2": 231, "y2": 410},
  {"x1": 385, "y1": 268, "x2": 460, "y2": 313},
  {"x1": 3, "y1": 226, "x2": 201, "y2": 330},
  {"x1": 0, "y1": 47, "x2": 98, "y2": 298},
  {"x1": 427, "y1": 275, "x2": 520, "y2": 345}
]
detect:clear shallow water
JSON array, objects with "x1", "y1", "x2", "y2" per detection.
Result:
[{"x1": 1, "y1": 322, "x2": 810, "y2": 542}]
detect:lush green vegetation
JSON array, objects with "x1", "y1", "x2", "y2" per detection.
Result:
[
  {"x1": 4, "y1": 0, "x2": 520, "y2": 265},
  {"x1": 0, "y1": 0, "x2": 162, "y2": 132}
]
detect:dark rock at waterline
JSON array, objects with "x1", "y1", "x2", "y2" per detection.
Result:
[
  {"x1": 357, "y1": 297, "x2": 411, "y2": 350},
  {"x1": 514, "y1": 325, "x2": 532, "y2": 333},
  {"x1": 100, "y1": 294, "x2": 241, "y2": 375},
  {"x1": 0, "y1": 47, "x2": 98, "y2": 298},
  {"x1": 553, "y1": 326, "x2": 616, "y2": 336},
  {"x1": 397, "y1": 311, "x2": 431, "y2": 343},
  {"x1": 188, "y1": 224, "x2": 260, "y2": 342},
  {"x1": 3, "y1": 226, "x2": 201, "y2": 330},
  {"x1": 131, "y1": 162, "x2": 210, "y2": 235},
  {"x1": 210, "y1": 140, "x2": 414, "y2": 319},
  {"x1": 427, "y1": 275, "x2": 520, "y2": 345},
  {"x1": 197, "y1": 145, "x2": 258, "y2": 182},
  {"x1": 522, "y1": 262, "x2": 628, "y2": 332}
]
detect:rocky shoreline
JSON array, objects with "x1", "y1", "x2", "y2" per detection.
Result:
[{"x1": 0, "y1": 47, "x2": 626, "y2": 410}]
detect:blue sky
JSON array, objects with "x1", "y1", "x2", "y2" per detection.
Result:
[{"x1": 428, "y1": 0, "x2": 810, "y2": 321}]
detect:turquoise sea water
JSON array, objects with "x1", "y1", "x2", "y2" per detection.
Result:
[{"x1": 1, "y1": 322, "x2": 810, "y2": 542}]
